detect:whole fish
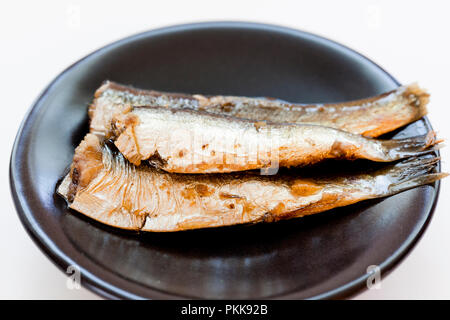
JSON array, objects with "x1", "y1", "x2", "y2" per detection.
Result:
[
  {"x1": 111, "y1": 106, "x2": 438, "y2": 173},
  {"x1": 89, "y1": 81, "x2": 428, "y2": 138},
  {"x1": 58, "y1": 134, "x2": 446, "y2": 232}
]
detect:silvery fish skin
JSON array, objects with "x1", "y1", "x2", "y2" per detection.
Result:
[
  {"x1": 111, "y1": 106, "x2": 438, "y2": 173},
  {"x1": 89, "y1": 81, "x2": 428, "y2": 138},
  {"x1": 57, "y1": 134, "x2": 446, "y2": 232}
]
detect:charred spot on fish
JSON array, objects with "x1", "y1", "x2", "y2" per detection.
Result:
[
  {"x1": 71, "y1": 167, "x2": 80, "y2": 186},
  {"x1": 220, "y1": 102, "x2": 235, "y2": 112},
  {"x1": 330, "y1": 140, "x2": 357, "y2": 159},
  {"x1": 67, "y1": 186, "x2": 76, "y2": 203},
  {"x1": 178, "y1": 150, "x2": 185, "y2": 157},
  {"x1": 181, "y1": 184, "x2": 214, "y2": 199},
  {"x1": 202, "y1": 144, "x2": 209, "y2": 150},
  {"x1": 262, "y1": 212, "x2": 276, "y2": 223},
  {"x1": 147, "y1": 150, "x2": 168, "y2": 168},
  {"x1": 228, "y1": 203, "x2": 235, "y2": 209},
  {"x1": 66, "y1": 167, "x2": 80, "y2": 203},
  {"x1": 195, "y1": 184, "x2": 214, "y2": 197},
  {"x1": 109, "y1": 121, "x2": 119, "y2": 138}
]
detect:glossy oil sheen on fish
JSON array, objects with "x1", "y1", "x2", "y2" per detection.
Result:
[
  {"x1": 57, "y1": 134, "x2": 446, "y2": 232},
  {"x1": 89, "y1": 81, "x2": 428, "y2": 138},
  {"x1": 110, "y1": 106, "x2": 438, "y2": 173}
]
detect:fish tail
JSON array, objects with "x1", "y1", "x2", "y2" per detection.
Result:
[
  {"x1": 377, "y1": 156, "x2": 447, "y2": 195},
  {"x1": 388, "y1": 172, "x2": 447, "y2": 195},
  {"x1": 380, "y1": 131, "x2": 442, "y2": 161}
]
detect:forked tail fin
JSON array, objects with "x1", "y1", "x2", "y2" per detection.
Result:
[
  {"x1": 380, "y1": 131, "x2": 442, "y2": 161},
  {"x1": 375, "y1": 156, "x2": 447, "y2": 195}
]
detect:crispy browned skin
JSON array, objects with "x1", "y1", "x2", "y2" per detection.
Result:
[
  {"x1": 57, "y1": 134, "x2": 446, "y2": 232},
  {"x1": 111, "y1": 106, "x2": 438, "y2": 173},
  {"x1": 89, "y1": 81, "x2": 428, "y2": 138}
]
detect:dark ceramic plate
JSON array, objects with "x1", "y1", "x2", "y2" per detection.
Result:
[{"x1": 10, "y1": 22, "x2": 440, "y2": 299}]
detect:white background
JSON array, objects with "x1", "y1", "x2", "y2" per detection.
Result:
[{"x1": 1, "y1": 0, "x2": 449, "y2": 299}]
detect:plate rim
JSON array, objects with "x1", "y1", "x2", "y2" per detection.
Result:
[{"x1": 9, "y1": 21, "x2": 441, "y2": 300}]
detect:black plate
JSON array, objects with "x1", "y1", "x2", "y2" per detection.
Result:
[{"x1": 10, "y1": 22, "x2": 440, "y2": 299}]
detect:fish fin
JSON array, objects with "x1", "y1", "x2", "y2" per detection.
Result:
[
  {"x1": 388, "y1": 172, "x2": 447, "y2": 194},
  {"x1": 381, "y1": 131, "x2": 442, "y2": 160},
  {"x1": 377, "y1": 156, "x2": 447, "y2": 195}
]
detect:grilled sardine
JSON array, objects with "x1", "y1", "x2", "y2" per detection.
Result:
[
  {"x1": 57, "y1": 134, "x2": 445, "y2": 232},
  {"x1": 89, "y1": 81, "x2": 428, "y2": 138},
  {"x1": 111, "y1": 106, "x2": 438, "y2": 173}
]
